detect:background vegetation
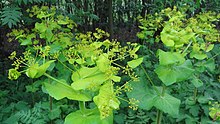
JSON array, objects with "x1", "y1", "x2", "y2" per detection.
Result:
[{"x1": 0, "y1": 0, "x2": 220, "y2": 124}]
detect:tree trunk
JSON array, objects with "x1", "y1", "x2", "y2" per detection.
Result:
[
  {"x1": 108, "y1": 0, "x2": 113, "y2": 39},
  {"x1": 141, "y1": 0, "x2": 147, "y2": 17},
  {"x1": 84, "y1": 0, "x2": 89, "y2": 30}
]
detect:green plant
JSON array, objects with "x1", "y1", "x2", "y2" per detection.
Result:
[
  {"x1": 8, "y1": 6, "x2": 142, "y2": 124},
  {"x1": 129, "y1": 6, "x2": 220, "y2": 123},
  {"x1": 209, "y1": 101, "x2": 220, "y2": 121},
  {"x1": 0, "y1": 6, "x2": 22, "y2": 28},
  {"x1": 0, "y1": 0, "x2": 48, "y2": 28}
]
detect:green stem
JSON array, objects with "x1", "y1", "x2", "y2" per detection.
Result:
[
  {"x1": 207, "y1": 52, "x2": 220, "y2": 61},
  {"x1": 112, "y1": 54, "x2": 130, "y2": 62},
  {"x1": 57, "y1": 59, "x2": 74, "y2": 72},
  {"x1": 79, "y1": 101, "x2": 86, "y2": 111},
  {"x1": 140, "y1": 64, "x2": 160, "y2": 95},
  {"x1": 156, "y1": 110, "x2": 163, "y2": 124},
  {"x1": 181, "y1": 40, "x2": 193, "y2": 54},
  {"x1": 112, "y1": 62, "x2": 125, "y2": 69},
  {"x1": 156, "y1": 85, "x2": 166, "y2": 124},
  {"x1": 193, "y1": 88, "x2": 197, "y2": 102},
  {"x1": 116, "y1": 96, "x2": 130, "y2": 103},
  {"x1": 44, "y1": 73, "x2": 70, "y2": 87},
  {"x1": 161, "y1": 85, "x2": 166, "y2": 96},
  {"x1": 31, "y1": 92, "x2": 35, "y2": 107},
  {"x1": 49, "y1": 96, "x2": 53, "y2": 111}
]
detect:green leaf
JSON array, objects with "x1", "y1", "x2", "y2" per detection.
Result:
[
  {"x1": 126, "y1": 78, "x2": 157, "y2": 110},
  {"x1": 1, "y1": 7, "x2": 22, "y2": 28},
  {"x1": 204, "y1": 59, "x2": 215, "y2": 72},
  {"x1": 110, "y1": 75, "x2": 121, "y2": 82},
  {"x1": 97, "y1": 53, "x2": 110, "y2": 72},
  {"x1": 26, "y1": 63, "x2": 39, "y2": 78},
  {"x1": 137, "y1": 32, "x2": 145, "y2": 39},
  {"x1": 64, "y1": 108, "x2": 113, "y2": 124},
  {"x1": 93, "y1": 82, "x2": 120, "y2": 119},
  {"x1": 71, "y1": 66, "x2": 109, "y2": 90},
  {"x1": 26, "y1": 60, "x2": 55, "y2": 78},
  {"x1": 71, "y1": 66, "x2": 99, "y2": 81},
  {"x1": 57, "y1": 20, "x2": 69, "y2": 25},
  {"x1": 153, "y1": 93, "x2": 181, "y2": 117},
  {"x1": 35, "y1": 60, "x2": 55, "y2": 78},
  {"x1": 161, "y1": 25, "x2": 194, "y2": 47},
  {"x1": 206, "y1": 44, "x2": 214, "y2": 52},
  {"x1": 35, "y1": 22, "x2": 47, "y2": 33},
  {"x1": 45, "y1": 29, "x2": 53, "y2": 42},
  {"x1": 155, "y1": 60, "x2": 194, "y2": 86},
  {"x1": 23, "y1": 0, "x2": 28, "y2": 4},
  {"x1": 20, "y1": 38, "x2": 32, "y2": 45},
  {"x1": 158, "y1": 49, "x2": 185, "y2": 65},
  {"x1": 190, "y1": 44, "x2": 207, "y2": 60},
  {"x1": 189, "y1": 105, "x2": 200, "y2": 116},
  {"x1": 190, "y1": 52, "x2": 207, "y2": 60},
  {"x1": 48, "y1": 107, "x2": 61, "y2": 120},
  {"x1": 160, "y1": 26, "x2": 175, "y2": 47},
  {"x1": 191, "y1": 76, "x2": 203, "y2": 88},
  {"x1": 44, "y1": 80, "x2": 91, "y2": 101},
  {"x1": 127, "y1": 79, "x2": 180, "y2": 117},
  {"x1": 127, "y1": 57, "x2": 143, "y2": 69},
  {"x1": 198, "y1": 95, "x2": 210, "y2": 104}
]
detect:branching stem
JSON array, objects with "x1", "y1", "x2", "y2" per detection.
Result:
[{"x1": 140, "y1": 64, "x2": 160, "y2": 95}]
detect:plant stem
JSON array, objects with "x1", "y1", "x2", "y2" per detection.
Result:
[
  {"x1": 79, "y1": 101, "x2": 86, "y2": 111},
  {"x1": 181, "y1": 40, "x2": 193, "y2": 54},
  {"x1": 49, "y1": 96, "x2": 53, "y2": 124},
  {"x1": 31, "y1": 92, "x2": 35, "y2": 107},
  {"x1": 193, "y1": 88, "x2": 197, "y2": 102},
  {"x1": 140, "y1": 64, "x2": 160, "y2": 95},
  {"x1": 156, "y1": 85, "x2": 166, "y2": 124},
  {"x1": 156, "y1": 109, "x2": 163, "y2": 124},
  {"x1": 44, "y1": 73, "x2": 70, "y2": 87},
  {"x1": 50, "y1": 96, "x2": 53, "y2": 111},
  {"x1": 57, "y1": 59, "x2": 74, "y2": 72}
]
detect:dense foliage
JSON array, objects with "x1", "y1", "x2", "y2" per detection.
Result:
[{"x1": 0, "y1": 1, "x2": 219, "y2": 124}]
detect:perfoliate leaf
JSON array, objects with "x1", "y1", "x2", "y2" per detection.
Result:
[
  {"x1": 35, "y1": 60, "x2": 55, "y2": 78},
  {"x1": 93, "y1": 82, "x2": 120, "y2": 119},
  {"x1": 161, "y1": 26, "x2": 175, "y2": 47},
  {"x1": 97, "y1": 53, "x2": 110, "y2": 72},
  {"x1": 153, "y1": 93, "x2": 181, "y2": 117},
  {"x1": 161, "y1": 25, "x2": 194, "y2": 47},
  {"x1": 44, "y1": 80, "x2": 91, "y2": 101},
  {"x1": 158, "y1": 49, "x2": 185, "y2": 65},
  {"x1": 71, "y1": 67, "x2": 98, "y2": 81},
  {"x1": 155, "y1": 60, "x2": 194, "y2": 86},
  {"x1": 26, "y1": 60, "x2": 55, "y2": 78},
  {"x1": 64, "y1": 108, "x2": 113, "y2": 124},
  {"x1": 127, "y1": 57, "x2": 143, "y2": 69},
  {"x1": 71, "y1": 66, "x2": 109, "y2": 90},
  {"x1": 26, "y1": 63, "x2": 38, "y2": 78}
]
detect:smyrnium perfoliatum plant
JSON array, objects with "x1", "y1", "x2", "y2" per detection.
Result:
[{"x1": 8, "y1": 6, "x2": 143, "y2": 124}]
